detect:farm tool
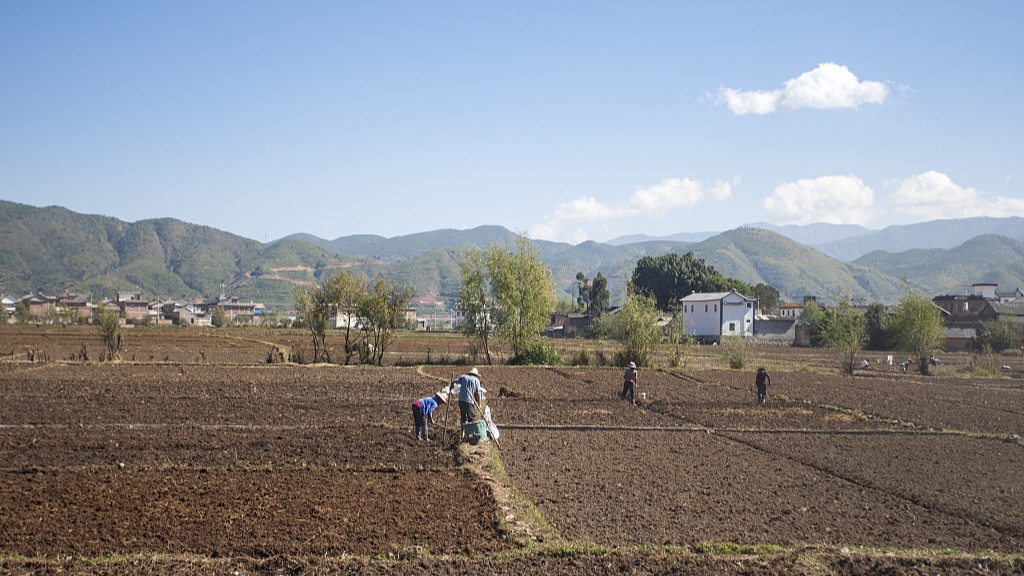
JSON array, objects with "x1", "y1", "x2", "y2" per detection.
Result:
[{"x1": 441, "y1": 371, "x2": 456, "y2": 445}]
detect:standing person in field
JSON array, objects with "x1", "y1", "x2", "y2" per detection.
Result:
[
  {"x1": 755, "y1": 367, "x2": 771, "y2": 405},
  {"x1": 456, "y1": 367, "x2": 483, "y2": 426},
  {"x1": 621, "y1": 361, "x2": 639, "y2": 405},
  {"x1": 411, "y1": 391, "x2": 448, "y2": 441}
]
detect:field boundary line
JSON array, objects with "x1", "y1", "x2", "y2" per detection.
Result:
[{"x1": 498, "y1": 424, "x2": 1014, "y2": 440}]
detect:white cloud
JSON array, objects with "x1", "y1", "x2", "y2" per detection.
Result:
[
  {"x1": 551, "y1": 196, "x2": 618, "y2": 221},
  {"x1": 531, "y1": 178, "x2": 732, "y2": 243},
  {"x1": 716, "y1": 63, "x2": 889, "y2": 115},
  {"x1": 629, "y1": 178, "x2": 731, "y2": 214},
  {"x1": 764, "y1": 175, "x2": 874, "y2": 225},
  {"x1": 716, "y1": 88, "x2": 780, "y2": 115},
  {"x1": 885, "y1": 171, "x2": 1024, "y2": 219}
]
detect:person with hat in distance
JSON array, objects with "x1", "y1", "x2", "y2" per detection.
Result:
[
  {"x1": 621, "y1": 361, "x2": 639, "y2": 405},
  {"x1": 455, "y1": 367, "x2": 483, "y2": 428},
  {"x1": 412, "y1": 390, "x2": 448, "y2": 441}
]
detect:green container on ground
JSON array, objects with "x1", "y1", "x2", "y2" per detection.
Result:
[{"x1": 461, "y1": 420, "x2": 488, "y2": 444}]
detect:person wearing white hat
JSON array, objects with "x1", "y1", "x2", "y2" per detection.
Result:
[
  {"x1": 455, "y1": 367, "x2": 483, "y2": 427},
  {"x1": 621, "y1": 361, "x2": 639, "y2": 405},
  {"x1": 412, "y1": 391, "x2": 448, "y2": 441}
]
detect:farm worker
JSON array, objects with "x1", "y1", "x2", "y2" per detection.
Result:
[
  {"x1": 620, "y1": 361, "x2": 639, "y2": 405},
  {"x1": 412, "y1": 391, "x2": 448, "y2": 441},
  {"x1": 860, "y1": 359, "x2": 870, "y2": 369},
  {"x1": 456, "y1": 367, "x2": 483, "y2": 426},
  {"x1": 755, "y1": 367, "x2": 771, "y2": 405}
]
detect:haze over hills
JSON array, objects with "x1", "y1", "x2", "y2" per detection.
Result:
[
  {"x1": 813, "y1": 217, "x2": 1024, "y2": 261},
  {"x1": 2, "y1": 199, "x2": 1022, "y2": 311},
  {"x1": 613, "y1": 217, "x2": 1024, "y2": 262}
]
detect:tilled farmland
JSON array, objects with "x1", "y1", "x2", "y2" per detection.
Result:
[{"x1": 1, "y1": 327, "x2": 1022, "y2": 575}]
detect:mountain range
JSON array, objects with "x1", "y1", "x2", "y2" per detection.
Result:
[{"x1": 2, "y1": 199, "x2": 1023, "y2": 312}]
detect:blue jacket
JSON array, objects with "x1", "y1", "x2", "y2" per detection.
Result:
[
  {"x1": 414, "y1": 397, "x2": 439, "y2": 417},
  {"x1": 456, "y1": 374, "x2": 481, "y2": 403}
]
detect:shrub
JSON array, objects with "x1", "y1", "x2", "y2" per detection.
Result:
[
  {"x1": 720, "y1": 337, "x2": 748, "y2": 370},
  {"x1": 513, "y1": 343, "x2": 561, "y2": 366},
  {"x1": 569, "y1": 349, "x2": 590, "y2": 366}
]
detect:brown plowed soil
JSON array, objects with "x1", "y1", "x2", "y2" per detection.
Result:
[{"x1": 1, "y1": 327, "x2": 1022, "y2": 575}]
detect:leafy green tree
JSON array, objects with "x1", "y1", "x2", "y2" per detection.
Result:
[
  {"x1": 800, "y1": 300, "x2": 827, "y2": 346},
  {"x1": 358, "y1": 277, "x2": 414, "y2": 365},
  {"x1": 93, "y1": 305, "x2": 122, "y2": 361},
  {"x1": 486, "y1": 235, "x2": 555, "y2": 359},
  {"x1": 631, "y1": 252, "x2": 750, "y2": 310},
  {"x1": 609, "y1": 286, "x2": 661, "y2": 367},
  {"x1": 573, "y1": 271, "x2": 611, "y2": 317},
  {"x1": 864, "y1": 302, "x2": 890, "y2": 350},
  {"x1": 14, "y1": 300, "x2": 30, "y2": 324},
  {"x1": 457, "y1": 248, "x2": 494, "y2": 364},
  {"x1": 817, "y1": 298, "x2": 868, "y2": 375},
  {"x1": 981, "y1": 319, "x2": 1024, "y2": 353},
  {"x1": 751, "y1": 283, "x2": 781, "y2": 314},
  {"x1": 889, "y1": 289, "x2": 946, "y2": 375},
  {"x1": 575, "y1": 272, "x2": 590, "y2": 313},
  {"x1": 590, "y1": 272, "x2": 611, "y2": 316},
  {"x1": 210, "y1": 306, "x2": 227, "y2": 328}
]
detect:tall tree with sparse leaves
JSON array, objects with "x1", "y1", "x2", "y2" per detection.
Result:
[
  {"x1": 359, "y1": 277, "x2": 414, "y2": 365},
  {"x1": 93, "y1": 305, "x2": 122, "y2": 361},
  {"x1": 590, "y1": 272, "x2": 611, "y2": 316},
  {"x1": 293, "y1": 282, "x2": 335, "y2": 364},
  {"x1": 326, "y1": 269, "x2": 367, "y2": 364},
  {"x1": 457, "y1": 248, "x2": 494, "y2": 364},
  {"x1": 486, "y1": 235, "x2": 555, "y2": 359},
  {"x1": 817, "y1": 297, "x2": 868, "y2": 375}
]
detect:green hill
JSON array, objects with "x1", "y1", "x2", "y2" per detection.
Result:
[
  {"x1": 686, "y1": 227, "x2": 910, "y2": 303},
  {"x1": 853, "y1": 234, "x2": 1024, "y2": 296},
  {"x1": 4, "y1": 200, "x2": 1023, "y2": 312}
]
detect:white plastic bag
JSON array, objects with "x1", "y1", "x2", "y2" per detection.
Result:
[{"x1": 484, "y1": 405, "x2": 500, "y2": 439}]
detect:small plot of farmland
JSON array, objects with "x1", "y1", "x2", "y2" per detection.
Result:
[
  {"x1": 0, "y1": 362, "x2": 506, "y2": 559},
  {"x1": 486, "y1": 365, "x2": 1024, "y2": 552}
]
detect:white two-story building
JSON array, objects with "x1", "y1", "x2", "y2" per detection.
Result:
[{"x1": 679, "y1": 290, "x2": 756, "y2": 343}]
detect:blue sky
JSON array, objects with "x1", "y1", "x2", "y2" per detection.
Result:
[{"x1": 2, "y1": 2, "x2": 1021, "y2": 244}]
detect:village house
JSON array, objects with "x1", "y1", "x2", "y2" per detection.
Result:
[
  {"x1": 679, "y1": 290, "x2": 756, "y2": 343},
  {"x1": 117, "y1": 291, "x2": 150, "y2": 321},
  {"x1": 58, "y1": 292, "x2": 93, "y2": 321},
  {"x1": 21, "y1": 293, "x2": 58, "y2": 321},
  {"x1": 546, "y1": 312, "x2": 593, "y2": 338},
  {"x1": 416, "y1": 309, "x2": 463, "y2": 331},
  {"x1": 1, "y1": 296, "x2": 16, "y2": 320},
  {"x1": 778, "y1": 302, "x2": 803, "y2": 318},
  {"x1": 933, "y1": 282, "x2": 1024, "y2": 350},
  {"x1": 202, "y1": 296, "x2": 261, "y2": 324}
]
